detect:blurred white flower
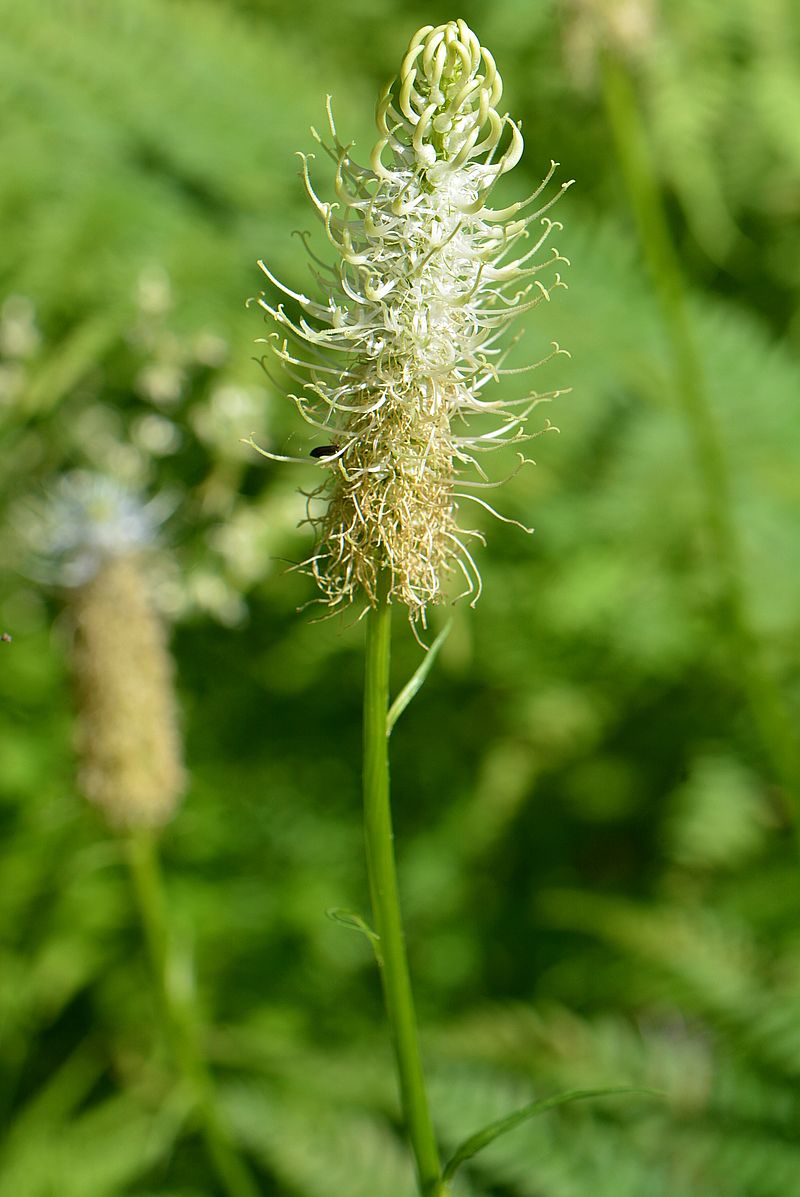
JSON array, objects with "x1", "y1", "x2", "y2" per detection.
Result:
[
  {"x1": 133, "y1": 412, "x2": 182, "y2": 456},
  {"x1": 136, "y1": 265, "x2": 173, "y2": 317},
  {"x1": 0, "y1": 295, "x2": 41, "y2": 360},
  {"x1": 135, "y1": 361, "x2": 185, "y2": 405},
  {"x1": 22, "y1": 471, "x2": 174, "y2": 587}
]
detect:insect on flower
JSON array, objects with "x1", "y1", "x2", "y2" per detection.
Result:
[{"x1": 250, "y1": 19, "x2": 572, "y2": 624}]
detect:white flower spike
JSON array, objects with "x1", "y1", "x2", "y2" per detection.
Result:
[{"x1": 253, "y1": 19, "x2": 572, "y2": 623}]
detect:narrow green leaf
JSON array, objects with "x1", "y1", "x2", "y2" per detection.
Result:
[
  {"x1": 326, "y1": 908, "x2": 381, "y2": 962},
  {"x1": 442, "y1": 1086, "x2": 659, "y2": 1183},
  {"x1": 386, "y1": 620, "x2": 452, "y2": 736},
  {"x1": 325, "y1": 909, "x2": 380, "y2": 967}
]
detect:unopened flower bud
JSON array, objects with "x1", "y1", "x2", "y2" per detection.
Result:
[{"x1": 561, "y1": 0, "x2": 657, "y2": 90}]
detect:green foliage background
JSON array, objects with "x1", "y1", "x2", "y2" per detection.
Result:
[{"x1": 2, "y1": 0, "x2": 800, "y2": 1193}]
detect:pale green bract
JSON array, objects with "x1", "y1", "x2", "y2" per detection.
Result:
[{"x1": 254, "y1": 19, "x2": 572, "y2": 623}]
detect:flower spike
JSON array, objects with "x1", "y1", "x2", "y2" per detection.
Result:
[{"x1": 252, "y1": 20, "x2": 571, "y2": 620}]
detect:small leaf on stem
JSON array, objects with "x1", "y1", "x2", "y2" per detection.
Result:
[
  {"x1": 326, "y1": 908, "x2": 382, "y2": 962},
  {"x1": 386, "y1": 620, "x2": 453, "y2": 736},
  {"x1": 442, "y1": 1086, "x2": 661, "y2": 1182}
]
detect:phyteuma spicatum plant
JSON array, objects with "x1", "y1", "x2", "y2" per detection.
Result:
[
  {"x1": 250, "y1": 18, "x2": 572, "y2": 626},
  {"x1": 24, "y1": 470, "x2": 185, "y2": 830},
  {"x1": 24, "y1": 470, "x2": 259, "y2": 1197},
  {"x1": 248, "y1": 22, "x2": 585, "y2": 1197}
]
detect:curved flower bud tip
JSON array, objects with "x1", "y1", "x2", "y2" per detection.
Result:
[{"x1": 252, "y1": 19, "x2": 572, "y2": 624}]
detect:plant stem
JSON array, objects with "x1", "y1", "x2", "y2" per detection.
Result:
[
  {"x1": 362, "y1": 596, "x2": 445, "y2": 1197},
  {"x1": 125, "y1": 830, "x2": 260, "y2": 1197},
  {"x1": 600, "y1": 52, "x2": 800, "y2": 820}
]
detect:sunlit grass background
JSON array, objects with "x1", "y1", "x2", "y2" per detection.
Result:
[{"x1": 2, "y1": 1, "x2": 800, "y2": 1193}]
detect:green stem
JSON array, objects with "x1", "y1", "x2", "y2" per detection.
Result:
[
  {"x1": 125, "y1": 830, "x2": 260, "y2": 1197},
  {"x1": 363, "y1": 596, "x2": 445, "y2": 1197},
  {"x1": 600, "y1": 52, "x2": 800, "y2": 821}
]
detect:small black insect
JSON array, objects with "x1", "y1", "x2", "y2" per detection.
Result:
[{"x1": 310, "y1": 444, "x2": 339, "y2": 459}]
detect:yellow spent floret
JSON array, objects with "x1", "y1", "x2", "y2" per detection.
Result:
[{"x1": 72, "y1": 555, "x2": 185, "y2": 829}]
